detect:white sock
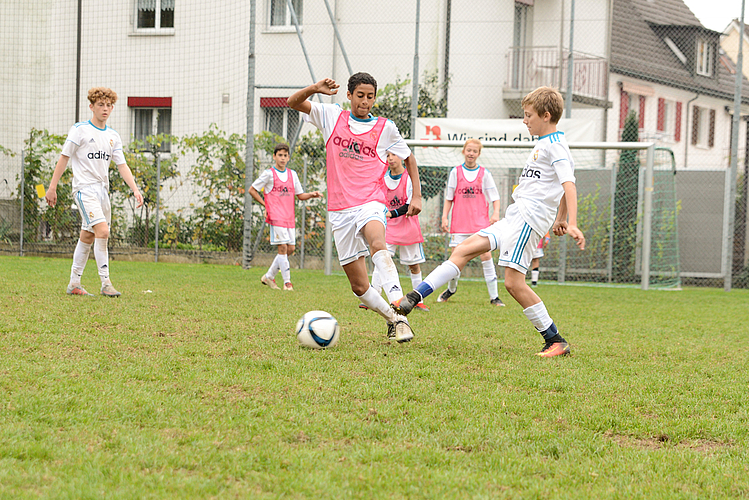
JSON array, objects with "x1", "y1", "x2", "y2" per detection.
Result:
[
  {"x1": 531, "y1": 268, "x2": 540, "y2": 284},
  {"x1": 356, "y1": 286, "x2": 398, "y2": 323},
  {"x1": 279, "y1": 254, "x2": 291, "y2": 284},
  {"x1": 266, "y1": 255, "x2": 281, "y2": 279},
  {"x1": 482, "y1": 259, "x2": 499, "y2": 300},
  {"x1": 523, "y1": 301, "x2": 553, "y2": 332},
  {"x1": 70, "y1": 240, "x2": 92, "y2": 285},
  {"x1": 447, "y1": 277, "x2": 458, "y2": 293},
  {"x1": 424, "y1": 261, "x2": 461, "y2": 292},
  {"x1": 409, "y1": 271, "x2": 422, "y2": 290},
  {"x1": 371, "y1": 267, "x2": 382, "y2": 295},
  {"x1": 371, "y1": 249, "x2": 403, "y2": 303},
  {"x1": 93, "y1": 238, "x2": 110, "y2": 285}
]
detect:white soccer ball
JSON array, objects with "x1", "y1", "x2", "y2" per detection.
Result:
[{"x1": 295, "y1": 310, "x2": 340, "y2": 349}]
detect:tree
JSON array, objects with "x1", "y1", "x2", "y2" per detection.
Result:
[{"x1": 613, "y1": 111, "x2": 640, "y2": 282}]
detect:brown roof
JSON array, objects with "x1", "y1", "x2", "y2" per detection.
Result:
[{"x1": 611, "y1": 0, "x2": 749, "y2": 102}]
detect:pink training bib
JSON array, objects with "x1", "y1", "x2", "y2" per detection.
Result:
[
  {"x1": 385, "y1": 172, "x2": 423, "y2": 246},
  {"x1": 450, "y1": 165, "x2": 489, "y2": 234},
  {"x1": 264, "y1": 168, "x2": 296, "y2": 228},
  {"x1": 325, "y1": 111, "x2": 388, "y2": 211}
]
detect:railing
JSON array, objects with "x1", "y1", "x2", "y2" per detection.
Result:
[{"x1": 506, "y1": 46, "x2": 609, "y2": 102}]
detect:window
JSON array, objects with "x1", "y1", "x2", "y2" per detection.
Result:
[
  {"x1": 128, "y1": 97, "x2": 172, "y2": 152},
  {"x1": 261, "y1": 98, "x2": 299, "y2": 143},
  {"x1": 136, "y1": 0, "x2": 175, "y2": 31},
  {"x1": 269, "y1": 0, "x2": 302, "y2": 28},
  {"x1": 696, "y1": 38, "x2": 713, "y2": 77},
  {"x1": 657, "y1": 98, "x2": 676, "y2": 140},
  {"x1": 691, "y1": 105, "x2": 715, "y2": 148}
]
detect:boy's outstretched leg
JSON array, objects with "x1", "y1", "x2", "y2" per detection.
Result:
[
  {"x1": 393, "y1": 234, "x2": 490, "y2": 315},
  {"x1": 67, "y1": 237, "x2": 93, "y2": 296}
]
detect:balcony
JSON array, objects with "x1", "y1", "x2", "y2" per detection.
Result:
[{"x1": 505, "y1": 46, "x2": 610, "y2": 107}]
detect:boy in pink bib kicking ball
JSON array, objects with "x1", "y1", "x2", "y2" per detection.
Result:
[
  {"x1": 249, "y1": 142, "x2": 323, "y2": 291},
  {"x1": 288, "y1": 73, "x2": 422, "y2": 343},
  {"x1": 394, "y1": 87, "x2": 585, "y2": 357}
]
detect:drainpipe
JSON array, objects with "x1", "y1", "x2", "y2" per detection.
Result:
[{"x1": 684, "y1": 94, "x2": 699, "y2": 169}]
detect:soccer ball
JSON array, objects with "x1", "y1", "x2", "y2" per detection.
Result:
[{"x1": 295, "y1": 310, "x2": 340, "y2": 349}]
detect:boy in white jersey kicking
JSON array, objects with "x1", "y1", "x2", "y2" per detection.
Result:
[
  {"x1": 249, "y1": 142, "x2": 323, "y2": 291},
  {"x1": 438, "y1": 139, "x2": 504, "y2": 307},
  {"x1": 394, "y1": 87, "x2": 585, "y2": 357},
  {"x1": 288, "y1": 73, "x2": 422, "y2": 343},
  {"x1": 45, "y1": 87, "x2": 143, "y2": 297}
]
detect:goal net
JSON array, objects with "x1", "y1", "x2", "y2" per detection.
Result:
[{"x1": 405, "y1": 140, "x2": 681, "y2": 289}]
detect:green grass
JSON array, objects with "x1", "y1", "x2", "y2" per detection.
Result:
[{"x1": 1, "y1": 255, "x2": 748, "y2": 499}]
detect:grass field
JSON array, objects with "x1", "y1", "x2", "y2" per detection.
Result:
[{"x1": 1, "y1": 255, "x2": 748, "y2": 499}]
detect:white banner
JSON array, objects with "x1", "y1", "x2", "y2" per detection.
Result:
[{"x1": 414, "y1": 117, "x2": 597, "y2": 144}]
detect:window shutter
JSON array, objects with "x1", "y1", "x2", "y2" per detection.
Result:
[
  {"x1": 708, "y1": 109, "x2": 716, "y2": 148},
  {"x1": 691, "y1": 106, "x2": 699, "y2": 145},
  {"x1": 639, "y1": 96, "x2": 646, "y2": 129},
  {"x1": 675, "y1": 102, "x2": 682, "y2": 142},
  {"x1": 619, "y1": 89, "x2": 629, "y2": 131},
  {"x1": 657, "y1": 98, "x2": 665, "y2": 132}
]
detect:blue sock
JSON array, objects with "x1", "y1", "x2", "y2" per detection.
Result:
[
  {"x1": 539, "y1": 322, "x2": 559, "y2": 341},
  {"x1": 414, "y1": 281, "x2": 433, "y2": 299}
]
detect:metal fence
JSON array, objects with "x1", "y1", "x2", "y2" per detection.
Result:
[{"x1": 1, "y1": 0, "x2": 747, "y2": 289}]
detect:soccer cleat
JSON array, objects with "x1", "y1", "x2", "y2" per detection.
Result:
[
  {"x1": 66, "y1": 284, "x2": 92, "y2": 296},
  {"x1": 393, "y1": 316, "x2": 414, "y2": 343},
  {"x1": 387, "y1": 322, "x2": 396, "y2": 340},
  {"x1": 536, "y1": 341, "x2": 571, "y2": 358},
  {"x1": 437, "y1": 289, "x2": 455, "y2": 302},
  {"x1": 414, "y1": 302, "x2": 430, "y2": 312},
  {"x1": 283, "y1": 282, "x2": 294, "y2": 291},
  {"x1": 358, "y1": 303, "x2": 369, "y2": 310},
  {"x1": 490, "y1": 297, "x2": 506, "y2": 307},
  {"x1": 100, "y1": 283, "x2": 121, "y2": 297},
  {"x1": 391, "y1": 290, "x2": 422, "y2": 316},
  {"x1": 261, "y1": 275, "x2": 280, "y2": 290}
]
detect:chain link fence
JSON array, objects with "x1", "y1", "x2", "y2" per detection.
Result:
[{"x1": 1, "y1": 0, "x2": 747, "y2": 288}]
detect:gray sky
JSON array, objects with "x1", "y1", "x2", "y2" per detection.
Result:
[{"x1": 682, "y1": 0, "x2": 745, "y2": 32}]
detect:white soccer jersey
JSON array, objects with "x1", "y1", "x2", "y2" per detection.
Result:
[
  {"x1": 61, "y1": 121, "x2": 126, "y2": 193},
  {"x1": 512, "y1": 131, "x2": 575, "y2": 235},
  {"x1": 304, "y1": 102, "x2": 412, "y2": 162},
  {"x1": 444, "y1": 164, "x2": 499, "y2": 203},
  {"x1": 251, "y1": 167, "x2": 304, "y2": 195}
]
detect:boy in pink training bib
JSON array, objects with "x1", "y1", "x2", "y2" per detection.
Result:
[
  {"x1": 438, "y1": 139, "x2": 505, "y2": 307},
  {"x1": 250, "y1": 143, "x2": 322, "y2": 291},
  {"x1": 288, "y1": 73, "x2": 422, "y2": 343}
]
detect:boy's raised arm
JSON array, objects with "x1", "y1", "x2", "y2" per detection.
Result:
[{"x1": 287, "y1": 79, "x2": 340, "y2": 114}]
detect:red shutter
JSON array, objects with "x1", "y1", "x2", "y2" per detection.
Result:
[
  {"x1": 657, "y1": 98, "x2": 665, "y2": 132},
  {"x1": 674, "y1": 102, "x2": 682, "y2": 142},
  {"x1": 619, "y1": 89, "x2": 629, "y2": 131},
  {"x1": 639, "y1": 96, "x2": 646, "y2": 129},
  {"x1": 708, "y1": 109, "x2": 716, "y2": 148},
  {"x1": 692, "y1": 106, "x2": 699, "y2": 145}
]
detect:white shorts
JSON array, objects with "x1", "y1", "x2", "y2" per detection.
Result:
[
  {"x1": 74, "y1": 183, "x2": 110, "y2": 233},
  {"x1": 478, "y1": 205, "x2": 542, "y2": 273},
  {"x1": 449, "y1": 233, "x2": 472, "y2": 247},
  {"x1": 386, "y1": 242, "x2": 426, "y2": 266},
  {"x1": 269, "y1": 225, "x2": 297, "y2": 245},
  {"x1": 533, "y1": 247, "x2": 545, "y2": 259},
  {"x1": 330, "y1": 201, "x2": 388, "y2": 266}
]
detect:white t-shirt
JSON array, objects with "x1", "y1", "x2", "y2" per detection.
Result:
[
  {"x1": 383, "y1": 170, "x2": 413, "y2": 203},
  {"x1": 304, "y1": 102, "x2": 412, "y2": 162},
  {"x1": 61, "y1": 120, "x2": 126, "y2": 193},
  {"x1": 444, "y1": 164, "x2": 499, "y2": 204},
  {"x1": 251, "y1": 167, "x2": 304, "y2": 195},
  {"x1": 512, "y1": 131, "x2": 576, "y2": 235}
]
